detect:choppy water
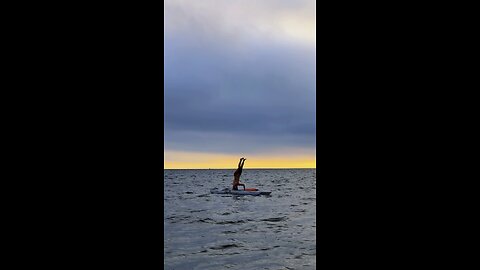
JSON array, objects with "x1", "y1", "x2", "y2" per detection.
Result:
[{"x1": 164, "y1": 169, "x2": 316, "y2": 270}]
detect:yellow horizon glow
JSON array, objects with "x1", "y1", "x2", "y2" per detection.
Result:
[{"x1": 164, "y1": 150, "x2": 316, "y2": 169}]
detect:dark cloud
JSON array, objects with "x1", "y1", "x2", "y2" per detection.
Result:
[{"x1": 164, "y1": 1, "x2": 315, "y2": 154}]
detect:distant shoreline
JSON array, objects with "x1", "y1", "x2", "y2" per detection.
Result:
[{"x1": 164, "y1": 168, "x2": 316, "y2": 170}]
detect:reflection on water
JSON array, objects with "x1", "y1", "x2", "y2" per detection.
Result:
[{"x1": 164, "y1": 169, "x2": 316, "y2": 270}]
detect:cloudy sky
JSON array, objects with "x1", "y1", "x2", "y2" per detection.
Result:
[{"x1": 164, "y1": 0, "x2": 316, "y2": 168}]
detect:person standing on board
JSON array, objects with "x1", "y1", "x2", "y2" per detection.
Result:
[{"x1": 232, "y1": 158, "x2": 246, "y2": 190}]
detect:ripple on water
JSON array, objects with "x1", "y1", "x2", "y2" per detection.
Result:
[
  {"x1": 189, "y1": 209, "x2": 206, "y2": 213},
  {"x1": 215, "y1": 220, "x2": 246, "y2": 225},
  {"x1": 261, "y1": 217, "x2": 287, "y2": 222},
  {"x1": 209, "y1": 243, "x2": 243, "y2": 250},
  {"x1": 185, "y1": 217, "x2": 215, "y2": 224}
]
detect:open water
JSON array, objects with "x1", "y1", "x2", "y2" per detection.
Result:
[{"x1": 164, "y1": 169, "x2": 316, "y2": 270}]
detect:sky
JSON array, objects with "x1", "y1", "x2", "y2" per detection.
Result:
[{"x1": 164, "y1": 0, "x2": 316, "y2": 169}]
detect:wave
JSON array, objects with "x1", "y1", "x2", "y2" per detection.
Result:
[
  {"x1": 260, "y1": 217, "x2": 287, "y2": 222},
  {"x1": 209, "y1": 243, "x2": 243, "y2": 250}
]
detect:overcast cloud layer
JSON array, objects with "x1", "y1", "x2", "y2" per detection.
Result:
[{"x1": 164, "y1": 0, "x2": 316, "y2": 155}]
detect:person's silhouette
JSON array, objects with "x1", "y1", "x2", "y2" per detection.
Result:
[{"x1": 232, "y1": 158, "x2": 246, "y2": 190}]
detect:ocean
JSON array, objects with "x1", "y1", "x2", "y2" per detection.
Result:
[{"x1": 164, "y1": 169, "x2": 316, "y2": 270}]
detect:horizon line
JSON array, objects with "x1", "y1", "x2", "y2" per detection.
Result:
[{"x1": 164, "y1": 167, "x2": 316, "y2": 170}]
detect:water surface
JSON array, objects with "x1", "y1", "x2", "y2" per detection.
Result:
[{"x1": 164, "y1": 169, "x2": 316, "y2": 270}]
